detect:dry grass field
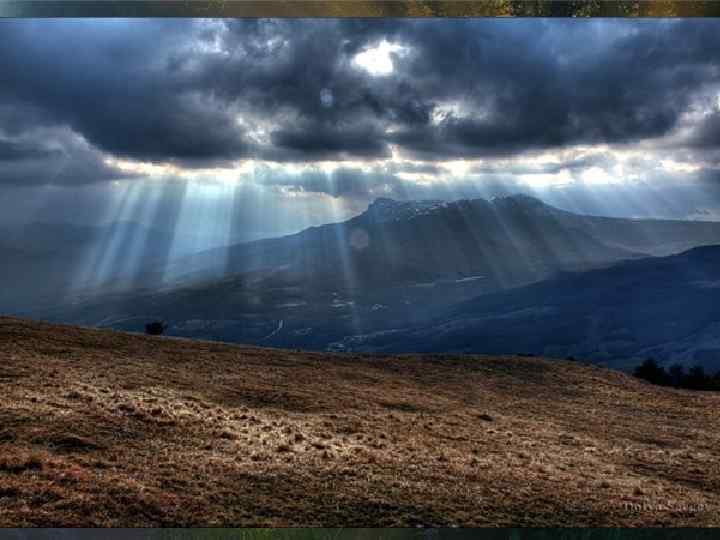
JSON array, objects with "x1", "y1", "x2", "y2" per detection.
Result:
[{"x1": 1, "y1": 316, "x2": 719, "y2": 527}]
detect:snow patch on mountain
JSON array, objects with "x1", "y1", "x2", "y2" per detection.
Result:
[
  {"x1": 362, "y1": 197, "x2": 450, "y2": 223},
  {"x1": 362, "y1": 194, "x2": 552, "y2": 224}
]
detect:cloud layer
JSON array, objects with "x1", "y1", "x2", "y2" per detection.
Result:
[{"x1": 1, "y1": 18, "x2": 720, "y2": 227}]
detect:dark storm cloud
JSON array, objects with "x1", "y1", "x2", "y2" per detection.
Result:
[
  {"x1": 468, "y1": 153, "x2": 618, "y2": 176},
  {"x1": 1, "y1": 18, "x2": 720, "y2": 185},
  {"x1": 384, "y1": 161, "x2": 444, "y2": 176},
  {"x1": 267, "y1": 123, "x2": 390, "y2": 161},
  {"x1": 0, "y1": 125, "x2": 135, "y2": 186},
  {"x1": 255, "y1": 166, "x2": 400, "y2": 198},
  {"x1": 196, "y1": 18, "x2": 720, "y2": 162},
  {"x1": 252, "y1": 164, "x2": 528, "y2": 202},
  {"x1": 386, "y1": 20, "x2": 720, "y2": 159},
  {"x1": 0, "y1": 139, "x2": 60, "y2": 162},
  {"x1": 688, "y1": 112, "x2": 720, "y2": 150},
  {"x1": 0, "y1": 20, "x2": 251, "y2": 169}
]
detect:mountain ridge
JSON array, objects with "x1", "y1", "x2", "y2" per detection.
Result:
[
  {"x1": 348, "y1": 244, "x2": 720, "y2": 369},
  {"x1": 11, "y1": 195, "x2": 720, "y2": 370}
]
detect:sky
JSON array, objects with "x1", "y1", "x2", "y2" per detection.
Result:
[{"x1": 2, "y1": 18, "x2": 720, "y2": 243}]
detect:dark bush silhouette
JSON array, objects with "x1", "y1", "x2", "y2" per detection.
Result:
[
  {"x1": 145, "y1": 321, "x2": 168, "y2": 336},
  {"x1": 667, "y1": 364, "x2": 685, "y2": 387},
  {"x1": 633, "y1": 358, "x2": 720, "y2": 392},
  {"x1": 633, "y1": 358, "x2": 668, "y2": 386},
  {"x1": 686, "y1": 365, "x2": 709, "y2": 391}
]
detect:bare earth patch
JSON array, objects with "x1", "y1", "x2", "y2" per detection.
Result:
[{"x1": 0, "y1": 316, "x2": 719, "y2": 527}]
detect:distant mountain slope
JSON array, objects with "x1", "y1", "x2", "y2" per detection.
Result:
[
  {"x1": 351, "y1": 245, "x2": 720, "y2": 370},
  {"x1": 2, "y1": 221, "x2": 173, "y2": 257},
  {"x1": 0, "y1": 222, "x2": 178, "y2": 311},
  {"x1": 133, "y1": 194, "x2": 654, "y2": 293},
  {"x1": 132, "y1": 194, "x2": 720, "y2": 292},
  {"x1": 22, "y1": 195, "x2": 641, "y2": 340},
  {"x1": 2, "y1": 316, "x2": 719, "y2": 527},
  {"x1": 21, "y1": 195, "x2": 720, "y2": 357}
]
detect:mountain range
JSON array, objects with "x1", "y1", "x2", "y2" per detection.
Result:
[{"x1": 10, "y1": 194, "x2": 720, "y2": 369}]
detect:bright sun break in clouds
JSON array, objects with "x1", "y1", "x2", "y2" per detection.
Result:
[{"x1": 352, "y1": 40, "x2": 409, "y2": 76}]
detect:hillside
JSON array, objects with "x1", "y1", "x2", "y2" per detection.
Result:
[
  {"x1": 128, "y1": 194, "x2": 720, "y2": 293},
  {"x1": 1, "y1": 317, "x2": 719, "y2": 527},
  {"x1": 113, "y1": 195, "x2": 648, "y2": 292},
  {"x1": 352, "y1": 245, "x2": 720, "y2": 370},
  {"x1": 24, "y1": 195, "x2": 720, "y2": 356}
]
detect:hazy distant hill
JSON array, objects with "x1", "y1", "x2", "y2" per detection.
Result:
[
  {"x1": 0, "y1": 221, "x2": 282, "y2": 313},
  {"x1": 0, "y1": 222, "x2": 179, "y2": 311},
  {"x1": 351, "y1": 245, "x2": 720, "y2": 371}
]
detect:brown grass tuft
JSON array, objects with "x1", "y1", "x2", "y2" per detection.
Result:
[{"x1": 0, "y1": 452, "x2": 43, "y2": 474}]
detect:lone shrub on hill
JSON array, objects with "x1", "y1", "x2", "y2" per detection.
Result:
[
  {"x1": 145, "y1": 321, "x2": 168, "y2": 336},
  {"x1": 633, "y1": 358, "x2": 667, "y2": 386}
]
